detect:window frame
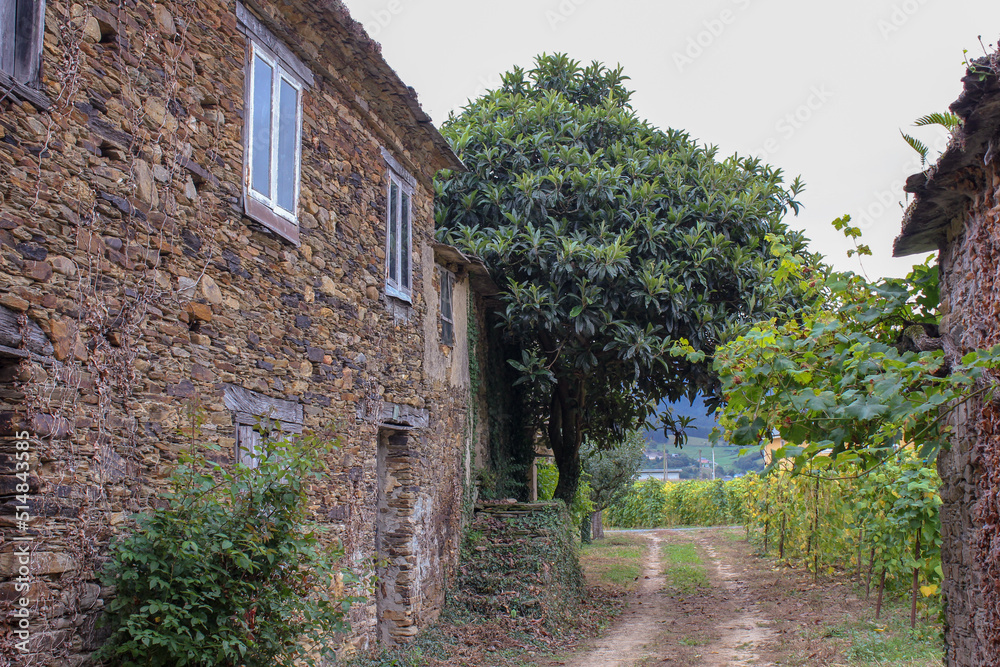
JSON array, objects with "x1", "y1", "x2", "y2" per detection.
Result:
[
  {"x1": 246, "y1": 42, "x2": 303, "y2": 221},
  {"x1": 384, "y1": 160, "x2": 416, "y2": 302},
  {"x1": 237, "y1": 2, "x2": 312, "y2": 246},
  {"x1": 0, "y1": 0, "x2": 48, "y2": 109},
  {"x1": 224, "y1": 384, "x2": 303, "y2": 469},
  {"x1": 439, "y1": 267, "x2": 455, "y2": 346}
]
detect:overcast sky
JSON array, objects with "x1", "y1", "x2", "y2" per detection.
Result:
[{"x1": 341, "y1": 0, "x2": 1000, "y2": 279}]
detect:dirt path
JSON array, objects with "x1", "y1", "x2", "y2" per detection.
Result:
[
  {"x1": 543, "y1": 525, "x2": 941, "y2": 667},
  {"x1": 568, "y1": 532, "x2": 668, "y2": 667},
  {"x1": 691, "y1": 530, "x2": 774, "y2": 666},
  {"x1": 549, "y1": 528, "x2": 775, "y2": 667}
]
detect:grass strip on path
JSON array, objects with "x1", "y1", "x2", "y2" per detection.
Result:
[
  {"x1": 660, "y1": 540, "x2": 710, "y2": 595},
  {"x1": 580, "y1": 534, "x2": 645, "y2": 589}
]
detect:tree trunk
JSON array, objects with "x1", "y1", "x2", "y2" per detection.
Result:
[
  {"x1": 591, "y1": 510, "x2": 604, "y2": 540},
  {"x1": 550, "y1": 376, "x2": 585, "y2": 504}
]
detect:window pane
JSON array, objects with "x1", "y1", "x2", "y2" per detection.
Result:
[
  {"x1": 446, "y1": 275, "x2": 452, "y2": 317},
  {"x1": 440, "y1": 271, "x2": 453, "y2": 322},
  {"x1": 276, "y1": 78, "x2": 298, "y2": 212},
  {"x1": 12, "y1": 0, "x2": 35, "y2": 82},
  {"x1": 388, "y1": 181, "x2": 399, "y2": 283},
  {"x1": 400, "y1": 192, "x2": 410, "y2": 289},
  {"x1": 251, "y1": 55, "x2": 273, "y2": 198}
]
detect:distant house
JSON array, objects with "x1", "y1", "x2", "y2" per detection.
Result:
[
  {"x1": 892, "y1": 53, "x2": 1000, "y2": 666},
  {"x1": 0, "y1": 0, "x2": 501, "y2": 662},
  {"x1": 637, "y1": 469, "x2": 683, "y2": 482}
]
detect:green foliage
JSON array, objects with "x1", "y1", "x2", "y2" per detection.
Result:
[
  {"x1": 714, "y1": 220, "x2": 1000, "y2": 472},
  {"x1": 436, "y1": 53, "x2": 809, "y2": 502},
  {"x1": 901, "y1": 112, "x2": 960, "y2": 166},
  {"x1": 97, "y1": 431, "x2": 361, "y2": 667},
  {"x1": 914, "y1": 112, "x2": 961, "y2": 130},
  {"x1": 605, "y1": 478, "x2": 668, "y2": 528},
  {"x1": 477, "y1": 314, "x2": 535, "y2": 501},
  {"x1": 452, "y1": 505, "x2": 583, "y2": 624},
  {"x1": 605, "y1": 477, "x2": 745, "y2": 528},
  {"x1": 581, "y1": 431, "x2": 646, "y2": 512},
  {"x1": 536, "y1": 461, "x2": 595, "y2": 532},
  {"x1": 736, "y1": 454, "x2": 943, "y2": 612},
  {"x1": 537, "y1": 461, "x2": 559, "y2": 501}
]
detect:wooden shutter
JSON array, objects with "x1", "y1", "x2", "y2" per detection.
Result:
[
  {"x1": 0, "y1": 0, "x2": 15, "y2": 75},
  {"x1": 1, "y1": 0, "x2": 43, "y2": 83},
  {"x1": 236, "y1": 424, "x2": 262, "y2": 468},
  {"x1": 224, "y1": 384, "x2": 303, "y2": 470}
]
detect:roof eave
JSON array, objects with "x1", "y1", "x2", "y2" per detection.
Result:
[{"x1": 893, "y1": 55, "x2": 1000, "y2": 257}]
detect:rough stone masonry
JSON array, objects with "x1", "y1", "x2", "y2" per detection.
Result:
[
  {"x1": 894, "y1": 53, "x2": 1000, "y2": 667},
  {"x1": 0, "y1": 0, "x2": 493, "y2": 662}
]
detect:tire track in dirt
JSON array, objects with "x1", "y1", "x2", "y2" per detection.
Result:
[
  {"x1": 568, "y1": 531, "x2": 668, "y2": 667},
  {"x1": 692, "y1": 531, "x2": 775, "y2": 666}
]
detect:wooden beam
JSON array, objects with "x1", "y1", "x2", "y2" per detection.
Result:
[
  {"x1": 0, "y1": 68, "x2": 49, "y2": 109},
  {"x1": 223, "y1": 383, "x2": 303, "y2": 426}
]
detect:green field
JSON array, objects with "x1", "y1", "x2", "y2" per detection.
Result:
[{"x1": 644, "y1": 438, "x2": 765, "y2": 475}]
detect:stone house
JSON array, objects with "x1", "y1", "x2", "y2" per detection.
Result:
[
  {"x1": 893, "y1": 53, "x2": 1000, "y2": 666},
  {"x1": 0, "y1": 0, "x2": 498, "y2": 662}
]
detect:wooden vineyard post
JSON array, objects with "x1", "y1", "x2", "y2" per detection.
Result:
[
  {"x1": 856, "y1": 529, "x2": 864, "y2": 585},
  {"x1": 812, "y1": 475, "x2": 820, "y2": 584},
  {"x1": 764, "y1": 510, "x2": 770, "y2": 554},
  {"x1": 865, "y1": 546, "x2": 876, "y2": 598},
  {"x1": 911, "y1": 531, "x2": 921, "y2": 628},
  {"x1": 779, "y1": 512, "x2": 786, "y2": 560},
  {"x1": 875, "y1": 568, "x2": 887, "y2": 619}
]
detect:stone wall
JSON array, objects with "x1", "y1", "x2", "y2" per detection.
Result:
[
  {"x1": 451, "y1": 502, "x2": 583, "y2": 623},
  {"x1": 936, "y1": 156, "x2": 1000, "y2": 666},
  {"x1": 0, "y1": 0, "x2": 481, "y2": 663}
]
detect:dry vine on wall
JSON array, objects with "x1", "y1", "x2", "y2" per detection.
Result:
[{"x1": 0, "y1": 1, "x2": 222, "y2": 662}]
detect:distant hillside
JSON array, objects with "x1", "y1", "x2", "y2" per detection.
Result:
[{"x1": 643, "y1": 394, "x2": 722, "y2": 444}]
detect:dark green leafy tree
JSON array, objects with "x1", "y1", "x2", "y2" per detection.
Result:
[
  {"x1": 435, "y1": 54, "x2": 808, "y2": 501},
  {"x1": 97, "y1": 430, "x2": 361, "y2": 667}
]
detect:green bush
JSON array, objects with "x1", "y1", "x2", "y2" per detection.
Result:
[
  {"x1": 96, "y1": 429, "x2": 361, "y2": 667},
  {"x1": 605, "y1": 478, "x2": 668, "y2": 528},
  {"x1": 606, "y1": 478, "x2": 745, "y2": 528}
]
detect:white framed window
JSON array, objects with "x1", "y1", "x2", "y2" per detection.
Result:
[
  {"x1": 245, "y1": 41, "x2": 302, "y2": 237},
  {"x1": 439, "y1": 267, "x2": 454, "y2": 346},
  {"x1": 385, "y1": 167, "x2": 414, "y2": 301},
  {"x1": 237, "y1": 2, "x2": 312, "y2": 246}
]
